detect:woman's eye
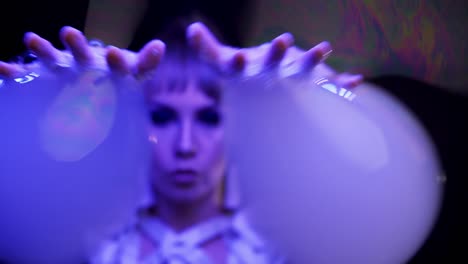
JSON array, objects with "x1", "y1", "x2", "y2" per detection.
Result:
[
  {"x1": 150, "y1": 108, "x2": 176, "y2": 126},
  {"x1": 197, "y1": 108, "x2": 222, "y2": 126}
]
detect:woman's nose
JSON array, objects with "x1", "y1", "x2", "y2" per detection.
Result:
[{"x1": 175, "y1": 121, "x2": 197, "y2": 159}]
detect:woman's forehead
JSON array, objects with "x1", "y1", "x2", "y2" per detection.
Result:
[
  {"x1": 143, "y1": 52, "x2": 223, "y2": 103},
  {"x1": 145, "y1": 72, "x2": 222, "y2": 103},
  {"x1": 147, "y1": 81, "x2": 219, "y2": 108}
]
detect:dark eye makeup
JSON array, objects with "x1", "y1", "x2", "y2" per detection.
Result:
[
  {"x1": 149, "y1": 105, "x2": 222, "y2": 127},
  {"x1": 150, "y1": 106, "x2": 177, "y2": 126},
  {"x1": 197, "y1": 107, "x2": 222, "y2": 126}
]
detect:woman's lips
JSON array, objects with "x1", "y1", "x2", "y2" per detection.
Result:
[{"x1": 171, "y1": 169, "x2": 198, "y2": 185}]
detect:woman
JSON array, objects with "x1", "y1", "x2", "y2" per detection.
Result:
[{"x1": 89, "y1": 21, "x2": 286, "y2": 263}]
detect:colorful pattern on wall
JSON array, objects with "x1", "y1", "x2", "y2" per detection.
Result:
[{"x1": 246, "y1": 0, "x2": 467, "y2": 91}]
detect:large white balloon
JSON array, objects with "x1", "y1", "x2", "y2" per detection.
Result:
[
  {"x1": 0, "y1": 69, "x2": 149, "y2": 264},
  {"x1": 225, "y1": 75, "x2": 444, "y2": 264}
]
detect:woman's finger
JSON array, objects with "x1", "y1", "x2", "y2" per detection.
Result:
[
  {"x1": 106, "y1": 46, "x2": 133, "y2": 75},
  {"x1": 134, "y1": 39, "x2": 165, "y2": 79},
  {"x1": 0, "y1": 62, "x2": 26, "y2": 79},
  {"x1": 59, "y1": 26, "x2": 95, "y2": 67},
  {"x1": 186, "y1": 22, "x2": 224, "y2": 66},
  {"x1": 263, "y1": 33, "x2": 294, "y2": 70},
  {"x1": 332, "y1": 72, "x2": 364, "y2": 89},
  {"x1": 299, "y1": 41, "x2": 333, "y2": 74},
  {"x1": 24, "y1": 32, "x2": 62, "y2": 67}
]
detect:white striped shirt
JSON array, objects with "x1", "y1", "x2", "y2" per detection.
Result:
[{"x1": 90, "y1": 212, "x2": 284, "y2": 264}]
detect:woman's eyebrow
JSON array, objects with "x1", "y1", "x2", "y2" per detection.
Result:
[
  {"x1": 197, "y1": 104, "x2": 220, "y2": 111},
  {"x1": 148, "y1": 102, "x2": 174, "y2": 111}
]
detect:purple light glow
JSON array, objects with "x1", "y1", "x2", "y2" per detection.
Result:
[{"x1": 225, "y1": 75, "x2": 443, "y2": 264}]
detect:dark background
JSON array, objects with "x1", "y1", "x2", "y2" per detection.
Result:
[{"x1": 1, "y1": 0, "x2": 466, "y2": 263}]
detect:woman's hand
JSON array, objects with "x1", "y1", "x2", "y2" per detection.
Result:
[
  {"x1": 1, "y1": 23, "x2": 362, "y2": 89},
  {"x1": 186, "y1": 22, "x2": 363, "y2": 88},
  {"x1": 0, "y1": 26, "x2": 165, "y2": 80}
]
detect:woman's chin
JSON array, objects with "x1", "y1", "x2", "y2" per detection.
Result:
[{"x1": 157, "y1": 186, "x2": 208, "y2": 205}]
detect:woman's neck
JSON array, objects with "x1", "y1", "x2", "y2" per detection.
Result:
[{"x1": 155, "y1": 195, "x2": 223, "y2": 233}]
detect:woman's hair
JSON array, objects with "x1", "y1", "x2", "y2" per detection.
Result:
[
  {"x1": 127, "y1": 1, "x2": 250, "y2": 52},
  {"x1": 142, "y1": 18, "x2": 223, "y2": 104}
]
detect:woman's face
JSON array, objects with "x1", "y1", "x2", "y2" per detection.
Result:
[{"x1": 146, "y1": 78, "x2": 226, "y2": 204}]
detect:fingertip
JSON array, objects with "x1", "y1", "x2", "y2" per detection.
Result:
[
  {"x1": 334, "y1": 73, "x2": 365, "y2": 89},
  {"x1": 265, "y1": 36, "x2": 291, "y2": 68},
  {"x1": 136, "y1": 41, "x2": 166, "y2": 78},
  {"x1": 59, "y1": 26, "x2": 79, "y2": 36},
  {"x1": 300, "y1": 42, "x2": 334, "y2": 72},
  {"x1": 0, "y1": 61, "x2": 8, "y2": 75},
  {"x1": 106, "y1": 46, "x2": 121, "y2": 62},
  {"x1": 59, "y1": 26, "x2": 84, "y2": 46},
  {"x1": 318, "y1": 41, "x2": 333, "y2": 59},
  {"x1": 187, "y1": 23, "x2": 204, "y2": 49},
  {"x1": 22, "y1": 33, "x2": 60, "y2": 65},
  {"x1": 153, "y1": 39, "x2": 166, "y2": 48},
  {"x1": 140, "y1": 40, "x2": 165, "y2": 65},
  {"x1": 230, "y1": 51, "x2": 247, "y2": 74},
  {"x1": 187, "y1": 22, "x2": 206, "y2": 37},
  {"x1": 106, "y1": 47, "x2": 129, "y2": 75},
  {"x1": 186, "y1": 21, "x2": 220, "y2": 53},
  {"x1": 23, "y1": 32, "x2": 38, "y2": 45},
  {"x1": 275, "y1": 32, "x2": 294, "y2": 47},
  {"x1": 59, "y1": 26, "x2": 72, "y2": 41},
  {"x1": 23, "y1": 32, "x2": 49, "y2": 54},
  {"x1": 353, "y1": 74, "x2": 364, "y2": 81},
  {"x1": 62, "y1": 30, "x2": 76, "y2": 45},
  {"x1": 319, "y1": 41, "x2": 332, "y2": 49},
  {"x1": 0, "y1": 62, "x2": 23, "y2": 78},
  {"x1": 349, "y1": 74, "x2": 364, "y2": 88},
  {"x1": 147, "y1": 39, "x2": 166, "y2": 56},
  {"x1": 308, "y1": 48, "x2": 324, "y2": 66},
  {"x1": 24, "y1": 33, "x2": 42, "y2": 52},
  {"x1": 272, "y1": 38, "x2": 289, "y2": 55}
]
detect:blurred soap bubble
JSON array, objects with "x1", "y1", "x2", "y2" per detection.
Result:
[
  {"x1": 0, "y1": 69, "x2": 150, "y2": 264},
  {"x1": 224, "y1": 74, "x2": 444, "y2": 264}
]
